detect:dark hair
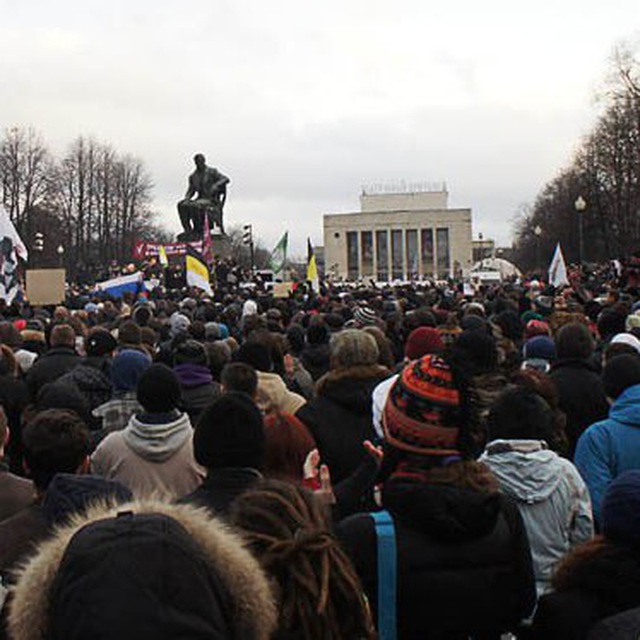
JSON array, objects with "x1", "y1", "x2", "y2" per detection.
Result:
[
  {"x1": 603, "y1": 354, "x2": 640, "y2": 400},
  {"x1": 230, "y1": 480, "x2": 374, "y2": 640},
  {"x1": 221, "y1": 362, "x2": 258, "y2": 396},
  {"x1": 487, "y1": 387, "x2": 557, "y2": 443},
  {"x1": 22, "y1": 409, "x2": 90, "y2": 491},
  {"x1": 234, "y1": 342, "x2": 272, "y2": 373},
  {"x1": 263, "y1": 412, "x2": 316, "y2": 482},
  {"x1": 555, "y1": 323, "x2": 594, "y2": 360}
]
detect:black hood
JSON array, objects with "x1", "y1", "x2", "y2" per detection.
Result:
[
  {"x1": 383, "y1": 476, "x2": 501, "y2": 543},
  {"x1": 319, "y1": 367, "x2": 388, "y2": 414}
]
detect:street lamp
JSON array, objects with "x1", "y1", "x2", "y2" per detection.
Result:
[
  {"x1": 575, "y1": 196, "x2": 586, "y2": 265},
  {"x1": 57, "y1": 244, "x2": 65, "y2": 269},
  {"x1": 534, "y1": 225, "x2": 542, "y2": 271}
]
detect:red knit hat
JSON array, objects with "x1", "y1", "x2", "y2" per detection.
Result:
[
  {"x1": 404, "y1": 327, "x2": 444, "y2": 360},
  {"x1": 525, "y1": 319, "x2": 550, "y2": 340},
  {"x1": 383, "y1": 354, "x2": 461, "y2": 457}
]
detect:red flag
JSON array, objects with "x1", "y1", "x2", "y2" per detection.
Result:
[{"x1": 202, "y1": 213, "x2": 214, "y2": 266}]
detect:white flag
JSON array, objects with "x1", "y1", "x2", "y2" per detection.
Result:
[
  {"x1": 548, "y1": 242, "x2": 569, "y2": 288},
  {"x1": 0, "y1": 206, "x2": 28, "y2": 303}
]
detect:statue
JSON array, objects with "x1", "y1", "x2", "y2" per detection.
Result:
[{"x1": 177, "y1": 154, "x2": 230, "y2": 239}]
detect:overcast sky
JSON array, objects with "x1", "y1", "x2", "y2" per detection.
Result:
[{"x1": 1, "y1": 0, "x2": 639, "y2": 255}]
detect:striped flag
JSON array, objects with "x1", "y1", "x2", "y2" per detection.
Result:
[
  {"x1": 268, "y1": 231, "x2": 288, "y2": 279},
  {"x1": 307, "y1": 238, "x2": 319, "y2": 292},
  {"x1": 95, "y1": 272, "x2": 143, "y2": 298},
  {"x1": 186, "y1": 246, "x2": 213, "y2": 295}
]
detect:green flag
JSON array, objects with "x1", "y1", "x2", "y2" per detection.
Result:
[{"x1": 269, "y1": 231, "x2": 288, "y2": 278}]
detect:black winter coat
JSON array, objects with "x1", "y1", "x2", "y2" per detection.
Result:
[
  {"x1": 296, "y1": 365, "x2": 389, "y2": 483},
  {"x1": 25, "y1": 347, "x2": 81, "y2": 401},
  {"x1": 549, "y1": 358, "x2": 609, "y2": 456},
  {"x1": 336, "y1": 476, "x2": 536, "y2": 640}
]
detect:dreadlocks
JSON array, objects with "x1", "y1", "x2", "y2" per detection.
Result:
[{"x1": 230, "y1": 480, "x2": 374, "y2": 640}]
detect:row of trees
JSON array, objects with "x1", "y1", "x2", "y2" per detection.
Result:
[
  {"x1": 0, "y1": 128, "x2": 166, "y2": 275},
  {"x1": 513, "y1": 43, "x2": 640, "y2": 271}
]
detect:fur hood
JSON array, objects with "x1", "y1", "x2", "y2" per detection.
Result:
[
  {"x1": 9, "y1": 500, "x2": 277, "y2": 640},
  {"x1": 316, "y1": 364, "x2": 389, "y2": 395}
]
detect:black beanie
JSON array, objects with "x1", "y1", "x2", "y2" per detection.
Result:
[
  {"x1": 173, "y1": 339, "x2": 208, "y2": 367},
  {"x1": 137, "y1": 364, "x2": 182, "y2": 413},
  {"x1": 234, "y1": 342, "x2": 272, "y2": 373},
  {"x1": 603, "y1": 354, "x2": 640, "y2": 400},
  {"x1": 194, "y1": 392, "x2": 265, "y2": 470}
]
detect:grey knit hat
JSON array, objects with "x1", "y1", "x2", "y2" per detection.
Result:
[
  {"x1": 330, "y1": 329, "x2": 379, "y2": 368},
  {"x1": 353, "y1": 306, "x2": 378, "y2": 328}
]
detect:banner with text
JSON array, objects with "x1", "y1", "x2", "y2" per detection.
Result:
[{"x1": 133, "y1": 240, "x2": 203, "y2": 260}]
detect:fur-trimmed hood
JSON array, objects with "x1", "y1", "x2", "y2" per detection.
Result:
[
  {"x1": 9, "y1": 500, "x2": 277, "y2": 640},
  {"x1": 316, "y1": 364, "x2": 389, "y2": 413}
]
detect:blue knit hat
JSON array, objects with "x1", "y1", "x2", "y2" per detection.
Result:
[
  {"x1": 523, "y1": 336, "x2": 556, "y2": 362},
  {"x1": 111, "y1": 349, "x2": 151, "y2": 392}
]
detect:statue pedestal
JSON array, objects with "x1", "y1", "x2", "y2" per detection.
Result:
[{"x1": 210, "y1": 233, "x2": 231, "y2": 259}]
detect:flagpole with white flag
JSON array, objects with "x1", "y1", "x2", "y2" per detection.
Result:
[
  {"x1": 548, "y1": 242, "x2": 569, "y2": 288},
  {"x1": 268, "y1": 231, "x2": 288, "y2": 280}
]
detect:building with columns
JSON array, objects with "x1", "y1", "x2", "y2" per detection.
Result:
[{"x1": 323, "y1": 185, "x2": 473, "y2": 281}]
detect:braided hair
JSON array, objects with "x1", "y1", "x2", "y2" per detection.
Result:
[{"x1": 230, "y1": 480, "x2": 374, "y2": 640}]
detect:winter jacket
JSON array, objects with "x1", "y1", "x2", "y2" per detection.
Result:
[
  {"x1": 336, "y1": 474, "x2": 536, "y2": 639},
  {"x1": 575, "y1": 383, "x2": 640, "y2": 524},
  {"x1": 0, "y1": 375, "x2": 29, "y2": 474},
  {"x1": 7, "y1": 500, "x2": 277, "y2": 640},
  {"x1": 180, "y1": 467, "x2": 263, "y2": 516},
  {"x1": 0, "y1": 462, "x2": 34, "y2": 523},
  {"x1": 296, "y1": 365, "x2": 389, "y2": 483},
  {"x1": 91, "y1": 411, "x2": 205, "y2": 499},
  {"x1": 300, "y1": 343, "x2": 331, "y2": 381},
  {"x1": 256, "y1": 371, "x2": 306, "y2": 415},
  {"x1": 550, "y1": 358, "x2": 609, "y2": 456},
  {"x1": 58, "y1": 363, "x2": 112, "y2": 412},
  {"x1": 480, "y1": 439, "x2": 593, "y2": 595},
  {"x1": 25, "y1": 346, "x2": 81, "y2": 400}
]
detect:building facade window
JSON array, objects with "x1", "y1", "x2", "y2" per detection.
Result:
[
  {"x1": 421, "y1": 228, "x2": 434, "y2": 276},
  {"x1": 391, "y1": 229, "x2": 404, "y2": 280},
  {"x1": 406, "y1": 229, "x2": 418, "y2": 279},
  {"x1": 436, "y1": 227, "x2": 450, "y2": 278},
  {"x1": 361, "y1": 231, "x2": 374, "y2": 277},
  {"x1": 347, "y1": 231, "x2": 359, "y2": 280},
  {"x1": 375, "y1": 230, "x2": 389, "y2": 281}
]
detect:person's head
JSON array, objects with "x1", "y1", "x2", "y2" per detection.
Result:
[
  {"x1": 50, "y1": 324, "x2": 76, "y2": 349},
  {"x1": 194, "y1": 392, "x2": 265, "y2": 470},
  {"x1": 193, "y1": 153, "x2": 206, "y2": 169},
  {"x1": 555, "y1": 322, "x2": 594, "y2": 360},
  {"x1": 137, "y1": 364, "x2": 182, "y2": 413},
  {"x1": 117, "y1": 320, "x2": 142, "y2": 349},
  {"x1": 221, "y1": 362, "x2": 258, "y2": 397},
  {"x1": 487, "y1": 387, "x2": 556, "y2": 443},
  {"x1": 603, "y1": 354, "x2": 640, "y2": 401},
  {"x1": 8, "y1": 502, "x2": 277, "y2": 640},
  {"x1": 262, "y1": 412, "x2": 316, "y2": 483},
  {"x1": 22, "y1": 409, "x2": 91, "y2": 492},
  {"x1": 404, "y1": 327, "x2": 444, "y2": 360},
  {"x1": 234, "y1": 341, "x2": 273, "y2": 373},
  {"x1": 0, "y1": 321, "x2": 21, "y2": 348},
  {"x1": 173, "y1": 339, "x2": 208, "y2": 368},
  {"x1": 450, "y1": 329, "x2": 498, "y2": 375},
  {"x1": 0, "y1": 343, "x2": 19, "y2": 376},
  {"x1": 230, "y1": 480, "x2": 374, "y2": 640},
  {"x1": 111, "y1": 349, "x2": 152, "y2": 393},
  {"x1": 602, "y1": 470, "x2": 640, "y2": 546},
  {"x1": 329, "y1": 329, "x2": 379, "y2": 370},
  {"x1": 85, "y1": 328, "x2": 117, "y2": 358}
]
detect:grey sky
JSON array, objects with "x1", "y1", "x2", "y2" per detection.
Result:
[{"x1": 1, "y1": 0, "x2": 638, "y2": 255}]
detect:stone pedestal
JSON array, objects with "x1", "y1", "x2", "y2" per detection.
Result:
[{"x1": 210, "y1": 233, "x2": 231, "y2": 259}]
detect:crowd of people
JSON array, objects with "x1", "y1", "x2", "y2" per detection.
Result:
[{"x1": 2, "y1": 267, "x2": 640, "y2": 638}]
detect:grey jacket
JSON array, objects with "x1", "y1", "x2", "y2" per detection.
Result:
[{"x1": 480, "y1": 439, "x2": 593, "y2": 596}]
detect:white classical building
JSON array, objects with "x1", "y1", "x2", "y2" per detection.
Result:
[{"x1": 323, "y1": 185, "x2": 473, "y2": 281}]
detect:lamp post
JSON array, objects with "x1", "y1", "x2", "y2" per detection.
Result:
[
  {"x1": 57, "y1": 244, "x2": 65, "y2": 269},
  {"x1": 575, "y1": 196, "x2": 586, "y2": 265},
  {"x1": 534, "y1": 225, "x2": 542, "y2": 272}
]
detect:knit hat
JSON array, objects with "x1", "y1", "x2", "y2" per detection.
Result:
[
  {"x1": 524, "y1": 319, "x2": 551, "y2": 340},
  {"x1": 611, "y1": 332, "x2": 640, "y2": 355},
  {"x1": 194, "y1": 392, "x2": 265, "y2": 469},
  {"x1": 86, "y1": 329, "x2": 117, "y2": 358},
  {"x1": 404, "y1": 327, "x2": 444, "y2": 360},
  {"x1": 173, "y1": 339, "x2": 208, "y2": 367},
  {"x1": 625, "y1": 313, "x2": 640, "y2": 332},
  {"x1": 523, "y1": 336, "x2": 556, "y2": 362},
  {"x1": 204, "y1": 322, "x2": 221, "y2": 342},
  {"x1": 111, "y1": 349, "x2": 152, "y2": 392},
  {"x1": 170, "y1": 313, "x2": 191, "y2": 338},
  {"x1": 383, "y1": 354, "x2": 461, "y2": 457},
  {"x1": 137, "y1": 363, "x2": 182, "y2": 413},
  {"x1": 330, "y1": 329, "x2": 379, "y2": 368},
  {"x1": 602, "y1": 470, "x2": 640, "y2": 545},
  {"x1": 353, "y1": 306, "x2": 378, "y2": 328},
  {"x1": 603, "y1": 353, "x2": 640, "y2": 400}
]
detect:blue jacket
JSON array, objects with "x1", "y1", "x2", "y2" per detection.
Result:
[{"x1": 575, "y1": 383, "x2": 640, "y2": 523}]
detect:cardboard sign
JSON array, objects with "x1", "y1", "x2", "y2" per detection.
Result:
[
  {"x1": 273, "y1": 282, "x2": 294, "y2": 298},
  {"x1": 26, "y1": 269, "x2": 66, "y2": 305}
]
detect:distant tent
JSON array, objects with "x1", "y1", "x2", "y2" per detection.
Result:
[{"x1": 470, "y1": 257, "x2": 522, "y2": 281}]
